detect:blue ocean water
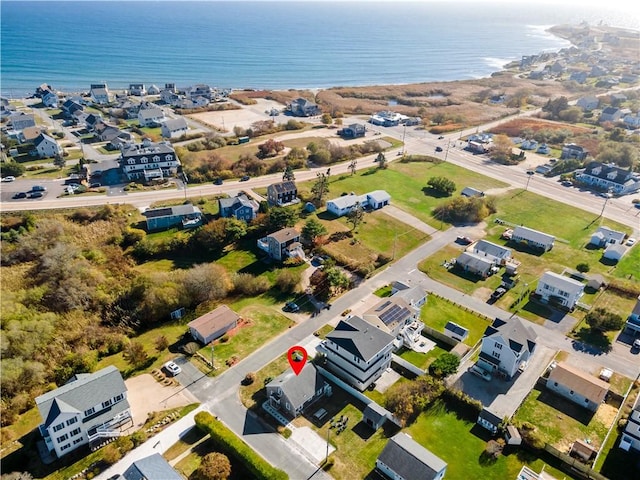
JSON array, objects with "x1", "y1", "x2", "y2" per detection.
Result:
[{"x1": 1, "y1": 1, "x2": 638, "y2": 96}]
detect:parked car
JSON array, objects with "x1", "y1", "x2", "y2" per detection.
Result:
[
  {"x1": 240, "y1": 175, "x2": 250, "y2": 182},
  {"x1": 163, "y1": 361, "x2": 182, "y2": 376},
  {"x1": 90, "y1": 182, "x2": 102, "y2": 188},
  {"x1": 283, "y1": 302, "x2": 300, "y2": 313},
  {"x1": 1, "y1": 176, "x2": 16, "y2": 182},
  {"x1": 491, "y1": 287, "x2": 507, "y2": 299},
  {"x1": 31, "y1": 185, "x2": 47, "y2": 192},
  {"x1": 213, "y1": 177, "x2": 223, "y2": 185},
  {"x1": 632, "y1": 338, "x2": 640, "y2": 352},
  {"x1": 470, "y1": 365, "x2": 492, "y2": 381},
  {"x1": 435, "y1": 146, "x2": 443, "y2": 152},
  {"x1": 438, "y1": 135, "x2": 445, "y2": 139},
  {"x1": 12, "y1": 192, "x2": 27, "y2": 199},
  {"x1": 456, "y1": 235, "x2": 473, "y2": 245},
  {"x1": 626, "y1": 237, "x2": 636, "y2": 246},
  {"x1": 29, "y1": 191, "x2": 44, "y2": 199}
]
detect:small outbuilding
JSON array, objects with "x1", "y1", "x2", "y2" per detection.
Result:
[
  {"x1": 363, "y1": 402, "x2": 388, "y2": 431},
  {"x1": 188, "y1": 305, "x2": 240, "y2": 345}
]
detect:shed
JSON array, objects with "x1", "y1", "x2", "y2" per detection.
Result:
[
  {"x1": 363, "y1": 402, "x2": 388, "y2": 430},
  {"x1": 571, "y1": 439, "x2": 597, "y2": 461},
  {"x1": 444, "y1": 321, "x2": 469, "y2": 342},
  {"x1": 461, "y1": 187, "x2": 484, "y2": 198},
  {"x1": 505, "y1": 425, "x2": 522, "y2": 446},
  {"x1": 477, "y1": 408, "x2": 501, "y2": 434},
  {"x1": 603, "y1": 243, "x2": 626, "y2": 262},
  {"x1": 188, "y1": 305, "x2": 240, "y2": 345}
]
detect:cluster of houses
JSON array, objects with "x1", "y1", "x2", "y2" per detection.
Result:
[{"x1": 3, "y1": 110, "x2": 63, "y2": 159}]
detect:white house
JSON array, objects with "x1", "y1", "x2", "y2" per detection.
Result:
[
  {"x1": 90, "y1": 83, "x2": 112, "y2": 105},
  {"x1": 471, "y1": 240, "x2": 512, "y2": 266},
  {"x1": 317, "y1": 315, "x2": 395, "y2": 391},
  {"x1": 34, "y1": 133, "x2": 63, "y2": 158},
  {"x1": 188, "y1": 305, "x2": 240, "y2": 345},
  {"x1": 576, "y1": 162, "x2": 640, "y2": 195},
  {"x1": 35, "y1": 366, "x2": 131, "y2": 459},
  {"x1": 477, "y1": 318, "x2": 537, "y2": 379},
  {"x1": 326, "y1": 190, "x2": 391, "y2": 217},
  {"x1": 576, "y1": 96, "x2": 599, "y2": 111},
  {"x1": 138, "y1": 107, "x2": 166, "y2": 127},
  {"x1": 620, "y1": 394, "x2": 640, "y2": 452},
  {"x1": 119, "y1": 138, "x2": 180, "y2": 181},
  {"x1": 161, "y1": 118, "x2": 189, "y2": 138},
  {"x1": 535, "y1": 271, "x2": 584, "y2": 310},
  {"x1": 589, "y1": 226, "x2": 626, "y2": 247},
  {"x1": 128, "y1": 83, "x2": 147, "y2": 96},
  {"x1": 376, "y1": 432, "x2": 447, "y2": 480},
  {"x1": 511, "y1": 226, "x2": 555, "y2": 252},
  {"x1": 603, "y1": 243, "x2": 626, "y2": 262},
  {"x1": 363, "y1": 296, "x2": 424, "y2": 349}
]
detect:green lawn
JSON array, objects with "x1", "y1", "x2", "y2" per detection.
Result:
[
  {"x1": 421, "y1": 295, "x2": 492, "y2": 346},
  {"x1": 397, "y1": 343, "x2": 448, "y2": 370},
  {"x1": 408, "y1": 400, "x2": 571, "y2": 480}
]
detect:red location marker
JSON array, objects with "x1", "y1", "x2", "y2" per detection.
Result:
[{"x1": 287, "y1": 345, "x2": 308, "y2": 376}]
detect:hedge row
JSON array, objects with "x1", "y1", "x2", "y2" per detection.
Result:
[{"x1": 194, "y1": 411, "x2": 289, "y2": 480}]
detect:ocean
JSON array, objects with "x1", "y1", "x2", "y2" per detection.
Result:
[{"x1": 1, "y1": 1, "x2": 638, "y2": 97}]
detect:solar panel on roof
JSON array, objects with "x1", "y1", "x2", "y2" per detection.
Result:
[
  {"x1": 379, "y1": 304, "x2": 410, "y2": 326},
  {"x1": 376, "y1": 300, "x2": 392, "y2": 312}
]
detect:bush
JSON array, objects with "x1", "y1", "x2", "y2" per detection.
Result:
[
  {"x1": 242, "y1": 372, "x2": 256, "y2": 385},
  {"x1": 195, "y1": 412, "x2": 288, "y2": 480},
  {"x1": 576, "y1": 262, "x2": 590, "y2": 273},
  {"x1": 429, "y1": 352, "x2": 460, "y2": 377},
  {"x1": 182, "y1": 342, "x2": 200, "y2": 355}
]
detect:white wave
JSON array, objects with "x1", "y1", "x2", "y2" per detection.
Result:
[{"x1": 483, "y1": 57, "x2": 515, "y2": 71}]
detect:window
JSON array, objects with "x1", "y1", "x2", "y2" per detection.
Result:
[
  {"x1": 66, "y1": 417, "x2": 77, "y2": 426},
  {"x1": 73, "y1": 438, "x2": 84, "y2": 445},
  {"x1": 56, "y1": 434, "x2": 69, "y2": 443},
  {"x1": 52, "y1": 423, "x2": 64, "y2": 432},
  {"x1": 114, "y1": 393, "x2": 124, "y2": 403},
  {"x1": 60, "y1": 443, "x2": 71, "y2": 451},
  {"x1": 84, "y1": 407, "x2": 95, "y2": 417},
  {"x1": 492, "y1": 352, "x2": 500, "y2": 359},
  {"x1": 102, "y1": 399, "x2": 112, "y2": 409},
  {"x1": 543, "y1": 284, "x2": 550, "y2": 290},
  {"x1": 584, "y1": 398, "x2": 589, "y2": 403},
  {"x1": 570, "y1": 390, "x2": 574, "y2": 395},
  {"x1": 70, "y1": 428, "x2": 81, "y2": 437},
  {"x1": 495, "y1": 343, "x2": 502, "y2": 350},
  {"x1": 554, "y1": 382, "x2": 558, "y2": 387}
]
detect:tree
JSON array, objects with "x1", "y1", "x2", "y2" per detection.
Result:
[
  {"x1": 196, "y1": 452, "x2": 231, "y2": 480},
  {"x1": 53, "y1": 154, "x2": 66, "y2": 170},
  {"x1": 224, "y1": 218, "x2": 247, "y2": 243},
  {"x1": 489, "y1": 134, "x2": 515, "y2": 164},
  {"x1": 346, "y1": 202, "x2": 364, "y2": 231},
  {"x1": 542, "y1": 96, "x2": 569, "y2": 119},
  {"x1": 576, "y1": 262, "x2": 590, "y2": 273},
  {"x1": 301, "y1": 218, "x2": 327, "y2": 243},
  {"x1": 282, "y1": 164, "x2": 295, "y2": 181},
  {"x1": 124, "y1": 341, "x2": 148, "y2": 368},
  {"x1": 275, "y1": 269, "x2": 300, "y2": 293},
  {"x1": 429, "y1": 352, "x2": 460, "y2": 377},
  {"x1": 375, "y1": 152, "x2": 387, "y2": 169},
  {"x1": 349, "y1": 159, "x2": 357, "y2": 176},
  {"x1": 585, "y1": 308, "x2": 624, "y2": 332},
  {"x1": 325, "y1": 267, "x2": 349, "y2": 295},
  {"x1": 154, "y1": 335, "x2": 169, "y2": 352},
  {"x1": 267, "y1": 207, "x2": 298, "y2": 230},
  {"x1": 257, "y1": 138, "x2": 284, "y2": 158},
  {"x1": 426, "y1": 176, "x2": 456, "y2": 196},
  {"x1": 311, "y1": 172, "x2": 330, "y2": 205},
  {"x1": 0, "y1": 161, "x2": 25, "y2": 178}
]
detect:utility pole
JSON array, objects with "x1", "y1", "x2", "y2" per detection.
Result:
[
  {"x1": 444, "y1": 140, "x2": 451, "y2": 162},
  {"x1": 599, "y1": 189, "x2": 613, "y2": 218},
  {"x1": 525, "y1": 170, "x2": 534, "y2": 190}
]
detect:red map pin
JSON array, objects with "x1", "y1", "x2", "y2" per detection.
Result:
[{"x1": 287, "y1": 346, "x2": 308, "y2": 376}]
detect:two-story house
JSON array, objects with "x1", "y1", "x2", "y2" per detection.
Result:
[
  {"x1": 35, "y1": 366, "x2": 131, "y2": 459},
  {"x1": 122, "y1": 453, "x2": 182, "y2": 480},
  {"x1": 561, "y1": 143, "x2": 589, "y2": 161},
  {"x1": 119, "y1": 139, "x2": 181, "y2": 181},
  {"x1": 90, "y1": 83, "x2": 112, "y2": 105},
  {"x1": 363, "y1": 296, "x2": 423, "y2": 349},
  {"x1": 161, "y1": 118, "x2": 189, "y2": 139},
  {"x1": 138, "y1": 107, "x2": 166, "y2": 127},
  {"x1": 338, "y1": 123, "x2": 366, "y2": 139},
  {"x1": 62, "y1": 99, "x2": 84, "y2": 118},
  {"x1": 218, "y1": 194, "x2": 259, "y2": 222},
  {"x1": 287, "y1": 97, "x2": 320, "y2": 117},
  {"x1": 599, "y1": 106, "x2": 623, "y2": 124},
  {"x1": 477, "y1": 318, "x2": 537, "y2": 379},
  {"x1": 266, "y1": 363, "x2": 332, "y2": 419},
  {"x1": 625, "y1": 295, "x2": 640, "y2": 337},
  {"x1": 257, "y1": 227, "x2": 304, "y2": 262},
  {"x1": 317, "y1": 315, "x2": 395, "y2": 391},
  {"x1": 535, "y1": 271, "x2": 584, "y2": 310},
  {"x1": 34, "y1": 133, "x2": 63, "y2": 158},
  {"x1": 471, "y1": 240, "x2": 513, "y2": 266},
  {"x1": 128, "y1": 83, "x2": 147, "y2": 96},
  {"x1": 143, "y1": 204, "x2": 203, "y2": 231},
  {"x1": 620, "y1": 395, "x2": 640, "y2": 452},
  {"x1": 510, "y1": 226, "x2": 555, "y2": 252},
  {"x1": 576, "y1": 162, "x2": 640, "y2": 196},
  {"x1": 9, "y1": 112, "x2": 36, "y2": 132},
  {"x1": 267, "y1": 181, "x2": 299, "y2": 207}
]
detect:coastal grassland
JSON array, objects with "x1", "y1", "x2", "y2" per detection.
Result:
[
  {"x1": 407, "y1": 399, "x2": 569, "y2": 480},
  {"x1": 420, "y1": 295, "x2": 492, "y2": 346},
  {"x1": 513, "y1": 386, "x2": 612, "y2": 452}
]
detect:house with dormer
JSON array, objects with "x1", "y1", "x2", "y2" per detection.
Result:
[
  {"x1": 138, "y1": 107, "x2": 166, "y2": 127},
  {"x1": 119, "y1": 139, "x2": 180, "y2": 181},
  {"x1": 477, "y1": 318, "x2": 537, "y2": 379},
  {"x1": 128, "y1": 83, "x2": 146, "y2": 96},
  {"x1": 35, "y1": 366, "x2": 131, "y2": 459},
  {"x1": 317, "y1": 315, "x2": 395, "y2": 391},
  {"x1": 266, "y1": 363, "x2": 332, "y2": 419},
  {"x1": 534, "y1": 271, "x2": 584, "y2": 310},
  {"x1": 576, "y1": 161, "x2": 640, "y2": 195},
  {"x1": 90, "y1": 83, "x2": 112, "y2": 105}
]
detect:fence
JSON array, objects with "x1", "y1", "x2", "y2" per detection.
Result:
[{"x1": 543, "y1": 444, "x2": 609, "y2": 480}]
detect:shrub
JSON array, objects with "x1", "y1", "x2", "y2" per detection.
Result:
[
  {"x1": 429, "y1": 352, "x2": 460, "y2": 377},
  {"x1": 576, "y1": 262, "x2": 590, "y2": 273},
  {"x1": 182, "y1": 342, "x2": 200, "y2": 355},
  {"x1": 242, "y1": 372, "x2": 256, "y2": 385}
]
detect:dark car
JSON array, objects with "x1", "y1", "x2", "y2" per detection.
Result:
[
  {"x1": 31, "y1": 185, "x2": 47, "y2": 192},
  {"x1": 240, "y1": 175, "x2": 250, "y2": 182},
  {"x1": 90, "y1": 182, "x2": 102, "y2": 188},
  {"x1": 283, "y1": 302, "x2": 300, "y2": 313},
  {"x1": 491, "y1": 287, "x2": 507, "y2": 299},
  {"x1": 438, "y1": 135, "x2": 445, "y2": 139},
  {"x1": 456, "y1": 235, "x2": 473, "y2": 245},
  {"x1": 214, "y1": 178, "x2": 223, "y2": 185},
  {"x1": 29, "y1": 191, "x2": 44, "y2": 199},
  {"x1": 435, "y1": 146, "x2": 443, "y2": 152},
  {"x1": 12, "y1": 192, "x2": 27, "y2": 199}
]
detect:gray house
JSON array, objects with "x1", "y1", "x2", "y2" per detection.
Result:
[
  {"x1": 287, "y1": 97, "x2": 320, "y2": 117},
  {"x1": 257, "y1": 227, "x2": 304, "y2": 261},
  {"x1": 547, "y1": 362, "x2": 609, "y2": 412},
  {"x1": 123, "y1": 453, "x2": 182, "y2": 480},
  {"x1": 339, "y1": 123, "x2": 366, "y2": 138},
  {"x1": 267, "y1": 181, "x2": 299, "y2": 207},
  {"x1": 188, "y1": 305, "x2": 240, "y2": 345},
  {"x1": 376, "y1": 432, "x2": 447, "y2": 480},
  {"x1": 161, "y1": 118, "x2": 189, "y2": 139},
  {"x1": 511, "y1": 226, "x2": 555, "y2": 252},
  {"x1": 9, "y1": 112, "x2": 36, "y2": 132},
  {"x1": 218, "y1": 194, "x2": 259, "y2": 222},
  {"x1": 35, "y1": 366, "x2": 131, "y2": 459},
  {"x1": 455, "y1": 251, "x2": 494, "y2": 278},
  {"x1": 143, "y1": 204, "x2": 203, "y2": 231},
  {"x1": 561, "y1": 143, "x2": 588, "y2": 161},
  {"x1": 589, "y1": 226, "x2": 626, "y2": 247},
  {"x1": 266, "y1": 363, "x2": 332, "y2": 419}
]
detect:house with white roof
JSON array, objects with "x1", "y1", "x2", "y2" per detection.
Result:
[
  {"x1": 511, "y1": 226, "x2": 555, "y2": 252},
  {"x1": 534, "y1": 271, "x2": 584, "y2": 310},
  {"x1": 90, "y1": 83, "x2": 112, "y2": 105},
  {"x1": 376, "y1": 433, "x2": 447, "y2": 480},
  {"x1": 317, "y1": 315, "x2": 395, "y2": 391},
  {"x1": 138, "y1": 107, "x2": 166, "y2": 127},
  {"x1": 35, "y1": 366, "x2": 131, "y2": 459}
]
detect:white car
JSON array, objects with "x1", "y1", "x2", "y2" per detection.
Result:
[
  {"x1": 626, "y1": 238, "x2": 636, "y2": 246},
  {"x1": 1, "y1": 176, "x2": 16, "y2": 182},
  {"x1": 163, "y1": 361, "x2": 182, "y2": 376}
]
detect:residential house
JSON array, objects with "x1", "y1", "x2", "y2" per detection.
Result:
[
  {"x1": 9, "y1": 112, "x2": 36, "y2": 132},
  {"x1": 603, "y1": 243, "x2": 626, "y2": 262},
  {"x1": 570, "y1": 72, "x2": 588, "y2": 85},
  {"x1": 218, "y1": 193, "x2": 259, "y2": 222},
  {"x1": 122, "y1": 453, "x2": 182, "y2": 480},
  {"x1": 576, "y1": 96, "x2": 599, "y2": 111},
  {"x1": 589, "y1": 226, "x2": 626, "y2": 247},
  {"x1": 326, "y1": 190, "x2": 391, "y2": 217},
  {"x1": 19, "y1": 126, "x2": 47, "y2": 144},
  {"x1": 461, "y1": 186, "x2": 484, "y2": 198},
  {"x1": 138, "y1": 107, "x2": 166, "y2": 127},
  {"x1": 363, "y1": 296, "x2": 423, "y2": 348},
  {"x1": 119, "y1": 139, "x2": 181, "y2": 181},
  {"x1": 477, "y1": 408, "x2": 503, "y2": 434},
  {"x1": 455, "y1": 251, "x2": 495, "y2": 278},
  {"x1": 561, "y1": 143, "x2": 588, "y2": 161},
  {"x1": 444, "y1": 321, "x2": 469, "y2": 342},
  {"x1": 42, "y1": 91, "x2": 59, "y2": 108},
  {"x1": 267, "y1": 181, "x2": 299, "y2": 207},
  {"x1": 34, "y1": 133, "x2": 63, "y2": 158},
  {"x1": 95, "y1": 123, "x2": 132, "y2": 144},
  {"x1": 625, "y1": 295, "x2": 640, "y2": 336},
  {"x1": 369, "y1": 111, "x2": 408, "y2": 126},
  {"x1": 576, "y1": 161, "x2": 640, "y2": 195},
  {"x1": 471, "y1": 240, "x2": 512, "y2": 266},
  {"x1": 511, "y1": 226, "x2": 555, "y2": 252},
  {"x1": 35, "y1": 366, "x2": 131, "y2": 459},
  {"x1": 84, "y1": 113, "x2": 103, "y2": 131},
  {"x1": 599, "y1": 106, "x2": 623, "y2": 124},
  {"x1": 188, "y1": 84, "x2": 213, "y2": 101},
  {"x1": 61, "y1": 99, "x2": 84, "y2": 118},
  {"x1": 620, "y1": 394, "x2": 640, "y2": 452},
  {"x1": 161, "y1": 118, "x2": 189, "y2": 139},
  {"x1": 623, "y1": 113, "x2": 640, "y2": 129},
  {"x1": 257, "y1": 227, "x2": 304, "y2": 262},
  {"x1": 546, "y1": 362, "x2": 609, "y2": 412},
  {"x1": 520, "y1": 139, "x2": 538, "y2": 151},
  {"x1": 534, "y1": 271, "x2": 584, "y2": 310},
  {"x1": 90, "y1": 83, "x2": 112, "y2": 105},
  {"x1": 376, "y1": 432, "x2": 447, "y2": 480},
  {"x1": 128, "y1": 83, "x2": 146, "y2": 96},
  {"x1": 147, "y1": 84, "x2": 161, "y2": 95},
  {"x1": 477, "y1": 318, "x2": 537, "y2": 379},
  {"x1": 391, "y1": 282, "x2": 427, "y2": 308},
  {"x1": 143, "y1": 204, "x2": 202, "y2": 231},
  {"x1": 287, "y1": 97, "x2": 320, "y2": 117},
  {"x1": 266, "y1": 363, "x2": 332, "y2": 419},
  {"x1": 1, "y1": 97, "x2": 15, "y2": 119},
  {"x1": 536, "y1": 143, "x2": 550, "y2": 155},
  {"x1": 188, "y1": 305, "x2": 240, "y2": 345},
  {"x1": 339, "y1": 123, "x2": 366, "y2": 138},
  {"x1": 160, "y1": 89, "x2": 181, "y2": 106},
  {"x1": 318, "y1": 315, "x2": 394, "y2": 391}
]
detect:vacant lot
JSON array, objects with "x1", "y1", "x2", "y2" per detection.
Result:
[{"x1": 420, "y1": 295, "x2": 493, "y2": 346}]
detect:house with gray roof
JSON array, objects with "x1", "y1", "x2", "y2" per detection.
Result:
[
  {"x1": 123, "y1": 453, "x2": 182, "y2": 480},
  {"x1": 561, "y1": 143, "x2": 588, "y2": 161},
  {"x1": 589, "y1": 226, "x2": 626, "y2": 248},
  {"x1": 9, "y1": 112, "x2": 36, "y2": 132},
  {"x1": 119, "y1": 138, "x2": 181, "y2": 181},
  {"x1": 339, "y1": 123, "x2": 366, "y2": 138},
  {"x1": 599, "y1": 106, "x2": 623, "y2": 124},
  {"x1": 511, "y1": 226, "x2": 555, "y2": 252},
  {"x1": 218, "y1": 193, "x2": 259, "y2": 222},
  {"x1": 143, "y1": 204, "x2": 202, "y2": 231},
  {"x1": 625, "y1": 295, "x2": 640, "y2": 337},
  {"x1": 34, "y1": 133, "x2": 63, "y2": 159},
  {"x1": 266, "y1": 363, "x2": 332, "y2": 419},
  {"x1": 257, "y1": 227, "x2": 304, "y2": 262},
  {"x1": 620, "y1": 391, "x2": 640, "y2": 452},
  {"x1": 444, "y1": 321, "x2": 469, "y2": 342},
  {"x1": 90, "y1": 83, "x2": 112, "y2": 105},
  {"x1": 128, "y1": 83, "x2": 147, "y2": 97},
  {"x1": 535, "y1": 271, "x2": 585, "y2": 310},
  {"x1": 287, "y1": 97, "x2": 320, "y2": 117},
  {"x1": 35, "y1": 366, "x2": 131, "y2": 459},
  {"x1": 376, "y1": 432, "x2": 447, "y2": 480},
  {"x1": 455, "y1": 251, "x2": 494, "y2": 278},
  {"x1": 477, "y1": 318, "x2": 537, "y2": 379},
  {"x1": 138, "y1": 107, "x2": 165, "y2": 127},
  {"x1": 317, "y1": 315, "x2": 395, "y2": 391},
  {"x1": 188, "y1": 305, "x2": 240, "y2": 345},
  {"x1": 161, "y1": 118, "x2": 189, "y2": 139},
  {"x1": 267, "y1": 181, "x2": 299, "y2": 207},
  {"x1": 576, "y1": 161, "x2": 640, "y2": 196},
  {"x1": 471, "y1": 240, "x2": 512, "y2": 266}
]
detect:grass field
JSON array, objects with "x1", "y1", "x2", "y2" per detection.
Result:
[{"x1": 421, "y1": 295, "x2": 493, "y2": 346}]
